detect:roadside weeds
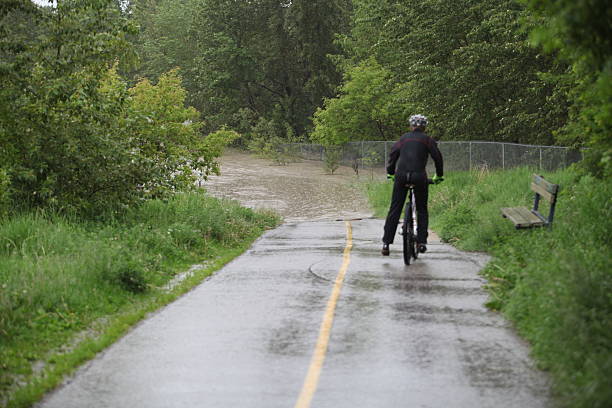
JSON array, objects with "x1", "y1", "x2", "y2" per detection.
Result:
[
  {"x1": 0, "y1": 192, "x2": 280, "y2": 408},
  {"x1": 365, "y1": 166, "x2": 612, "y2": 408}
]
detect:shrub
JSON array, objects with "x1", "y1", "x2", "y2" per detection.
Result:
[
  {"x1": 0, "y1": 168, "x2": 10, "y2": 218},
  {"x1": 323, "y1": 146, "x2": 342, "y2": 174}
]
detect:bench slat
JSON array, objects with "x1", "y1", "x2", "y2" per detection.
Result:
[
  {"x1": 531, "y1": 174, "x2": 559, "y2": 202},
  {"x1": 532, "y1": 174, "x2": 559, "y2": 194},
  {"x1": 501, "y1": 206, "x2": 545, "y2": 228},
  {"x1": 531, "y1": 182, "x2": 556, "y2": 202}
]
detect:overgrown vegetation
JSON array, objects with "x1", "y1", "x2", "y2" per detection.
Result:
[
  {"x1": 0, "y1": 193, "x2": 279, "y2": 407},
  {"x1": 131, "y1": 0, "x2": 352, "y2": 140},
  {"x1": 310, "y1": 0, "x2": 610, "y2": 179},
  {"x1": 366, "y1": 167, "x2": 612, "y2": 408},
  {"x1": 323, "y1": 146, "x2": 343, "y2": 174},
  {"x1": 129, "y1": 0, "x2": 610, "y2": 176},
  {"x1": 1, "y1": 1, "x2": 236, "y2": 215},
  {"x1": 2, "y1": 1, "x2": 610, "y2": 405},
  {"x1": 523, "y1": 0, "x2": 611, "y2": 178},
  {"x1": 0, "y1": 2, "x2": 275, "y2": 406},
  {"x1": 313, "y1": 0, "x2": 566, "y2": 145}
]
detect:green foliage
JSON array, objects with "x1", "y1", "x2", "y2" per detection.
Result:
[
  {"x1": 429, "y1": 168, "x2": 611, "y2": 407},
  {"x1": 183, "y1": 0, "x2": 351, "y2": 137},
  {"x1": 366, "y1": 167, "x2": 612, "y2": 407},
  {"x1": 247, "y1": 116, "x2": 296, "y2": 164},
  {"x1": 362, "y1": 150, "x2": 383, "y2": 180},
  {"x1": 0, "y1": 192, "x2": 280, "y2": 403},
  {"x1": 521, "y1": 0, "x2": 612, "y2": 178},
  {"x1": 0, "y1": 168, "x2": 10, "y2": 218},
  {"x1": 523, "y1": 0, "x2": 611, "y2": 69},
  {"x1": 131, "y1": 0, "x2": 199, "y2": 82},
  {"x1": 364, "y1": 180, "x2": 392, "y2": 218},
  {"x1": 0, "y1": 0, "x2": 137, "y2": 213},
  {"x1": 125, "y1": 69, "x2": 233, "y2": 199},
  {"x1": 322, "y1": 0, "x2": 565, "y2": 144},
  {"x1": 1, "y1": 2, "x2": 236, "y2": 217},
  {"x1": 201, "y1": 128, "x2": 240, "y2": 172},
  {"x1": 323, "y1": 146, "x2": 342, "y2": 174},
  {"x1": 311, "y1": 58, "x2": 405, "y2": 144}
]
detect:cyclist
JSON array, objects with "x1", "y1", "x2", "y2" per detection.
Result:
[{"x1": 382, "y1": 114, "x2": 443, "y2": 256}]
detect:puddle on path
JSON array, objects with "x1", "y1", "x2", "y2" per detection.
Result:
[{"x1": 201, "y1": 150, "x2": 380, "y2": 223}]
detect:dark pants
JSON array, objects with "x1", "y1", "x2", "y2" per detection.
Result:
[{"x1": 383, "y1": 172, "x2": 429, "y2": 244}]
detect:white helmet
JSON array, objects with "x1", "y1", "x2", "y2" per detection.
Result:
[{"x1": 409, "y1": 114, "x2": 428, "y2": 128}]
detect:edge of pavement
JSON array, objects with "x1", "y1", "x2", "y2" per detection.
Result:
[{"x1": 6, "y1": 231, "x2": 271, "y2": 408}]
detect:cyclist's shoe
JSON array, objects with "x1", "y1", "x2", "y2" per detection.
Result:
[
  {"x1": 381, "y1": 244, "x2": 390, "y2": 256},
  {"x1": 432, "y1": 175, "x2": 444, "y2": 184},
  {"x1": 418, "y1": 243, "x2": 427, "y2": 253}
]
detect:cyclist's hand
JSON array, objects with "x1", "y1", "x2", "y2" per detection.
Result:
[
  {"x1": 386, "y1": 174, "x2": 395, "y2": 182},
  {"x1": 433, "y1": 175, "x2": 444, "y2": 184}
]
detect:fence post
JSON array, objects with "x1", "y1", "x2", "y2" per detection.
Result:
[
  {"x1": 539, "y1": 147, "x2": 542, "y2": 170},
  {"x1": 502, "y1": 143, "x2": 505, "y2": 169},
  {"x1": 384, "y1": 142, "x2": 388, "y2": 163},
  {"x1": 469, "y1": 142, "x2": 472, "y2": 171},
  {"x1": 361, "y1": 141, "x2": 364, "y2": 170}
]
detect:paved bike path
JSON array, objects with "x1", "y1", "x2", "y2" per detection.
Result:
[{"x1": 38, "y1": 219, "x2": 549, "y2": 408}]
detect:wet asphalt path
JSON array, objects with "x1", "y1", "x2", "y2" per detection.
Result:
[{"x1": 38, "y1": 219, "x2": 550, "y2": 408}]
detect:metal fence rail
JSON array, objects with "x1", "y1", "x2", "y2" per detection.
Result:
[{"x1": 280, "y1": 141, "x2": 582, "y2": 172}]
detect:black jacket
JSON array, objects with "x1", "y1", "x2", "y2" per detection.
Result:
[{"x1": 386, "y1": 131, "x2": 443, "y2": 177}]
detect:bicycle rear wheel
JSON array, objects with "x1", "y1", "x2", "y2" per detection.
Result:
[
  {"x1": 403, "y1": 204, "x2": 414, "y2": 265},
  {"x1": 411, "y1": 194, "x2": 419, "y2": 260}
]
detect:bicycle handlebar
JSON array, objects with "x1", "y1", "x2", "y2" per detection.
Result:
[{"x1": 387, "y1": 174, "x2": 444, "y2": 185}]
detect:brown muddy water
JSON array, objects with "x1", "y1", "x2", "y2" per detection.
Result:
[{"x1": 202, "y1": 150, "x2": 380, "y2": 223}]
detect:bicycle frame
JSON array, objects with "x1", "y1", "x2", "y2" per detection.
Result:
[{"x1": 401, "y1": 178, "x2": 434, "y2": 265}]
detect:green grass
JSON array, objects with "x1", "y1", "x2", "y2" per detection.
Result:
[
  {"x1": 0, "y1": 192, "x2": 280, "y2": 407},
  {"x1": 366, "y1": 167, "x2": 612, "y2": 408}
]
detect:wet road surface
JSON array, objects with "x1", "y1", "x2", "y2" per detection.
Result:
[
  {"x1": 39, "y1": 220, "x2": 549, "y2": 407},
  {"x1": 38, "y1": 153, "x2": 550, "y2": 407}
]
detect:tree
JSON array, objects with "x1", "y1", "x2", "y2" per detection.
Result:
[
  {"x1": 523, "y1": 0, "x2": 612, "y2": 178},
  {"x1": 0, "y1": 0, "x2": 138, "y2": 212},
  {"x1": 187, "y1": 0, "x2": 351, "y2": 138},
  {"x1": 0, "y1": 1, "x2": 230, "y2": 215},
  {"x1": 315, "y1": 0, "x2": 566, "y2": 144},
  {"x1": 125, "y1": 69, "x2": 235, "y2": 198},
  {"x1": 311, "y1": 58, "x2": 405, "y2": 145},
  {"x1": 130, "y1": 0, "x2": 199, "y2": 83}
]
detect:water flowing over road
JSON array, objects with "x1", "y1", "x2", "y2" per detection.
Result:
[
  {"x1": 202, "y1": 150, "x2": 374, "y2": 222},
  {"x1": 38, "y1": 152, "x2": 550, "y2": 408}
]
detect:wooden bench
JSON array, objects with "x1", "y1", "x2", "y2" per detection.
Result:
[{"x1": 501, "y1": 174, "x2": 560, "y2": 229}]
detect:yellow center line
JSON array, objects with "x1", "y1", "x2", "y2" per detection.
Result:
[{"x1": 294, "y1": 221, "x2": 353, "y2": 408}]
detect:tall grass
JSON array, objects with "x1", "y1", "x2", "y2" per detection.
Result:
[
  {"x1": 0, "y1": 192, "x2": 279, "y2": 406},
  {"x1": 366, "y1": 167, "x2": 612, "y2": 408}
]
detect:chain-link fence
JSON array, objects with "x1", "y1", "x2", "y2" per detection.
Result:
[{"x1": 280, "y1": 141, "x2": 582, "y2": 172}]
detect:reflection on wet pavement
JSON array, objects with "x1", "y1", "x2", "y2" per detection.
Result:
[
  {"x1": 38, "y1": 164, "x2": 551, "y2": 408},
  {"x1": 202, "y1": 150, "x2": 375, "y2": 222}
]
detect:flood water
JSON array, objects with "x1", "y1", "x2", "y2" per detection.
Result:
[{"x1": 201, "y1": 150, "x2": 378, "y2": 222}]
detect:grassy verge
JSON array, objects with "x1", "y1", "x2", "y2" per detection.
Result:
[
  {"x1": 365, "y1": 167, "x2": 611, "y2": 408},
  {"x1": 0, "y1": 192, "x2": 280, "y2": 407}
]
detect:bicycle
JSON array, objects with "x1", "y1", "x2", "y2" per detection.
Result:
[{"x1": 391, "y1": 175, "x2": 439, "y2": 265}]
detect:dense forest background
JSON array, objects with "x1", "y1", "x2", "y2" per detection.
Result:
[
  {"x1": 1, "y1": 0, "x2": 610, "y2": 214},
  {"x1": 129, "y1": 0, "x2": 610, "y2": 171}
]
